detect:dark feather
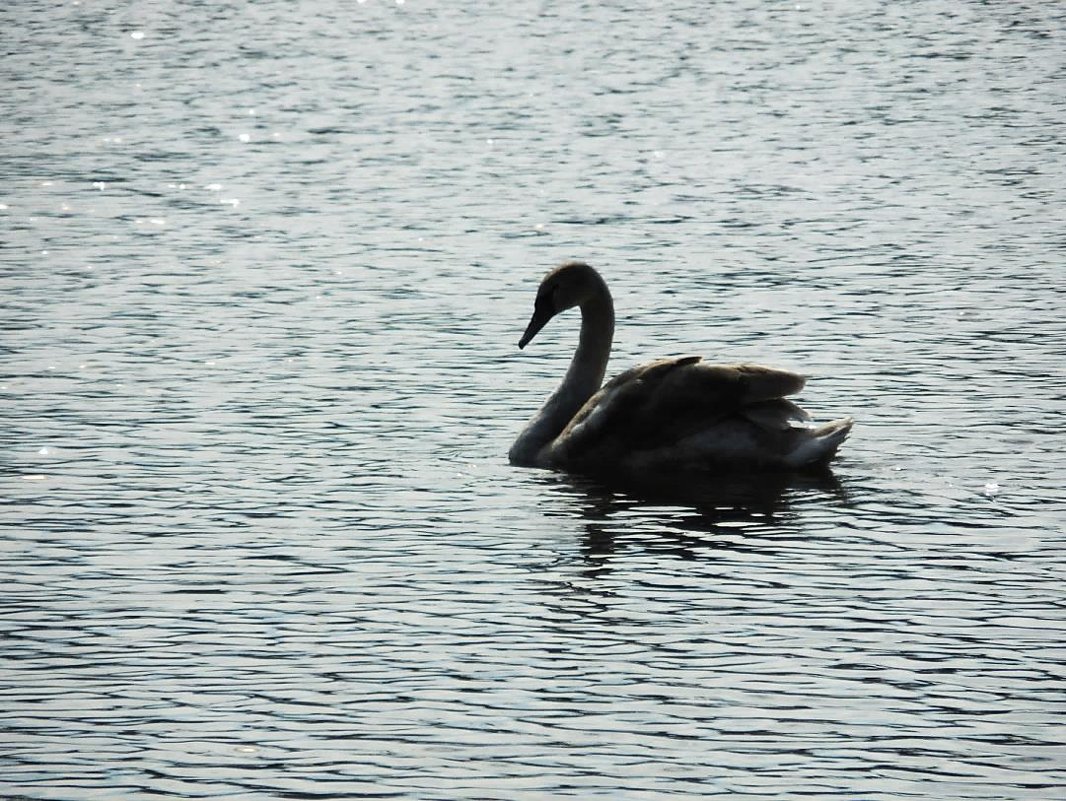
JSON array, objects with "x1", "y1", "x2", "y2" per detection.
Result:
[{"x1": 553, "y1": 356, "x2": 808, "y2": 466}]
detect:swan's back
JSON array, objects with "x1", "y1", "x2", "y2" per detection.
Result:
[{"x1": 546, "y1": 356, "x2": 850, "y2": 473}]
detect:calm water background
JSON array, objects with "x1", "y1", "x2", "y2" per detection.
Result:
[{"x1": 3, "y1": 1, "x2": 1065, "y2": 799}]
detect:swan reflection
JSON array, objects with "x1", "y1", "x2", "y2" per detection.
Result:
[{"x1": 535, "y1": 467, "x2": 848, "y2": 575}]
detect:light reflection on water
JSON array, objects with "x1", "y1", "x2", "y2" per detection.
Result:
[{"x1": 3, "y1": 0, "x2": 1065, "y2": 798}]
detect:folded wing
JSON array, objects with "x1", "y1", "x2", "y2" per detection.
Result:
[{"x1": 549, "y1": 356, "x2": 811, "y2": 468}]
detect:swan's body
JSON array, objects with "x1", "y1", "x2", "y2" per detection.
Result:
[{"x1": 510, "y1": 261, "x2": 852, "y2": 474}]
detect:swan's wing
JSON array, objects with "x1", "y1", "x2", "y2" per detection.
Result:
[
  {"x1": 634, "y1": 358, "x2": 807, "y2": 410},
  {"x1": 553, "y1": 357, "x2": 807, "y2": 462},
  {"x1": 740, "y1": 398, "x2": 813, "y2": 430}
]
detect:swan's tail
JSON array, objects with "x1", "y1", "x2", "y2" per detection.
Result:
[{"x1": 785, "y1": 417, "x2": 853, "y2": 468}]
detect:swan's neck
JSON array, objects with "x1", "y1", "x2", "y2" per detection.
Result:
[{"x1": 510, "y1": 292, "x2": 614, "y2": 466}]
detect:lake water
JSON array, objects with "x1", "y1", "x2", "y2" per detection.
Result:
[{"x1": 3, "y1": 1, "x2": 1065, "y2": 799}]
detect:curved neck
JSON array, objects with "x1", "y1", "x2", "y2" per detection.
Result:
[
  {"x1": 566, "y1": 292, "x2": 615, "y2": 400},
  {"x1": 510, "y1": 290, "x2": 615, "y2": 466}
]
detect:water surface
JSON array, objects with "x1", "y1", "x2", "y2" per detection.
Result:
[{"x1": 3, "y1": 1, "x2": 1065, "y2": 799}]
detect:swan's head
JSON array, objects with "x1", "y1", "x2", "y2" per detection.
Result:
[{"x1": 518, "y1": 261, "x2": 604, "y2": 349}]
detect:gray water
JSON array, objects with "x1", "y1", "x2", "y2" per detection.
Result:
[{"x1": 3, "y1": 1, "x2": 1065, "y2": 799}]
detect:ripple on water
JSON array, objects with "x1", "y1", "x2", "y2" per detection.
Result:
[{"x1": 3, "y1": 0, "x2": 1066, "y2": 799}]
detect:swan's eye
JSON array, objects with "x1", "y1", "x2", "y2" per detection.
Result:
[{"x1": 537, "y1": 283, "x2": 559, "y2": 311}]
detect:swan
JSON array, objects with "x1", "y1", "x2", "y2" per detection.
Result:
[{"x1": 509, "y1": 261, "x2": 852, "y2": 474}]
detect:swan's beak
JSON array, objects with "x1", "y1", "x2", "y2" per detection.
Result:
[{"x1": 518, "y1": 306, "x2": 552, "y2": 349}]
